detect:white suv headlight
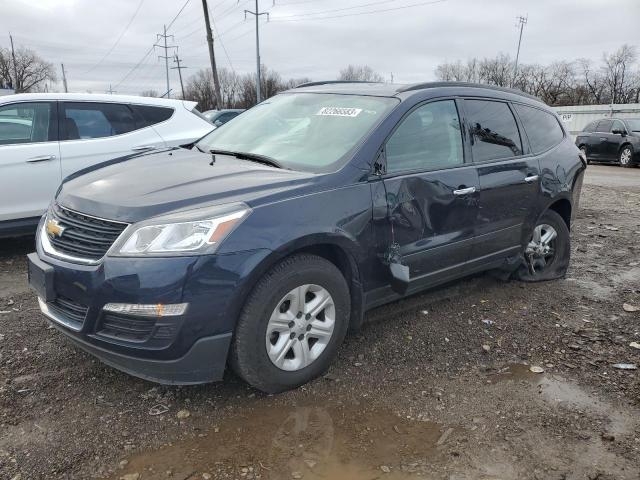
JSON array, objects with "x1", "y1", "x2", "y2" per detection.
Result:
[{"x1": 110, "y1": 203, "x2": 251, "y2": 257}]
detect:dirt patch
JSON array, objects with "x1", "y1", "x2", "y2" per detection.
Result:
[{"x1": 1, "y1": 166, "x2": 640, "y2": 479}]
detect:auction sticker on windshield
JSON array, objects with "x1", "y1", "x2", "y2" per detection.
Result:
[{"x1": 316, "y1": 107, "x2": 362, "y2": 117}]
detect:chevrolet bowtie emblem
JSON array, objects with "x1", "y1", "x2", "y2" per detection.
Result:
[{"x1": 46, "y1": 218, "x2": 65, "y2": 238}]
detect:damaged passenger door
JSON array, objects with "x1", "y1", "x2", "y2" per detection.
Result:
[{"x1": 376, "y1": 99, "x2": 479, "y2": 294}]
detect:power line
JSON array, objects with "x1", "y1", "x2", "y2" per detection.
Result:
[
  {"x1": 211, "y1": 7, "x2": 236, "y2": 74},
  {"x1": 167, "y1": 0, "x2": 193, "y2": 30},
  {"x1": 270, "y1": 0, "x2": 446, "y2": 22},
  {"x1": 82, "y1": 0, "x2": 146, "y2": 74},
  {"x1": 272, "y1": 0, "x2": 399, "y2": 18}
]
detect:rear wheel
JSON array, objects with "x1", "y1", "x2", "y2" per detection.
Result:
[
  {"x1": 619, "y1": 145, "x2": 634, "y2": 168},
  {"x1": 515, "y1": 209, "x2": 570, "y2": 282},
  {"x1": 230, "y1": 254, "x2": 350, "y2": 393}
]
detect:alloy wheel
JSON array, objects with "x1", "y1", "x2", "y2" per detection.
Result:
[
  {"x1": 525, "y1": 224, "x2": 557, "y2": 274},
  {"x1": 266, "y1": 284, "x2": 336, "y2": 371},
  {"x1": 620, "y1": 147, "x2": 632, "y2": 166}
]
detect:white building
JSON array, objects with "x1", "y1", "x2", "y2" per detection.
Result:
[
  {"x1": 553, "y1": 103, "x2": 640, "y2": 140},
  {"x1": 0, "y1": 88, "x2": 14, "y2": 97}
]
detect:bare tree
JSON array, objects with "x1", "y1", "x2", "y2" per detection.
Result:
[
  {"x1": 338, "y1": 65, "x2": 385, "y2": 82},
  {"x1": 140, "y1": 89, "x2": 159, "y2": 97},
  {"x1": 601, "y1": 44, "x2": 638, "y2": 104},
  {"x1": 0, "y1": 46, "x2": 56, "y2": 93}
]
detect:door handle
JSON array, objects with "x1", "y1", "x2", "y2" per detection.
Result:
[
  {"x1": 26, "y1": 155, "x2": 56, "y2": 163},
  {"x1": 599, "y1": 137, "x2": 607, "y2": 141},
  {"x1": 524, "y1": 174, "x2": 539, "y2": 183},
  {"x1": 453, "y1": 186, "x2": 476, "y2": 196},
  {"x1": 131, "y1": 145, "x2": 156, "y2": 151}
]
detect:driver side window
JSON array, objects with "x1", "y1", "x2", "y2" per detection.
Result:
[{"x1": 385, "y1": 100, "x2": 464, "y2": 174}]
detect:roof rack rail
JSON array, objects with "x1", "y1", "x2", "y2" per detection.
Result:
[
  {"x1": 295, "y1": 80, "x2": 382, "y2": 88},
  {"x1": 396, "y1": 81, "x2": 541, "y2": 101}
]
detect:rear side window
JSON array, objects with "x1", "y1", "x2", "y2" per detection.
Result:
[
  {"x1": 62, "y1": 102, "x2": 137, "y2": 140},
  {"x1": 596, "y1": 119, "x2": 613, "y2": 132},
  {"x1": 0, "y1": 102, "x2": 54, "y2": 145},
  {"x1": 611, "y1": 120, "x2": 625, "y2": 133},
  {"x1": 514, "y1": 104, "x2": 564, "y2": 154},
  {"x1": 464, "y1": 100, "x2": 522, "y2": 162},
  {"x1": 131, "y1": 105, "x2": 174, "y2": 128},
  {"x1": 583, "y1": 120, "x2": 598, "y2": 132},
  {"x1": 386, "y1": 100, "x2": 464, "y2": 173}
]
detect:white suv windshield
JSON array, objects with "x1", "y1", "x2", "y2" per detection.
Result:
[{"x1": 196, "y1": 93, "x2": 398, "y2": 173}]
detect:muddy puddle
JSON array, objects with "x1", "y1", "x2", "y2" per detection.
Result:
[
  {"x1": 111, "y1": 404, "x2": 453, "y2": 480},
  {"x1": 485, "y1": 363, "x2": 636, "y2": 437}
]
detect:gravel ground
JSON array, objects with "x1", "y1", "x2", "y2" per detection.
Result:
[{"x1": 1, "y1": 165, "x2": 639, "y2": 480}]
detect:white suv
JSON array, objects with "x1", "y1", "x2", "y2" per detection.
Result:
[{"x1": 0, "y1": 93, "x2": 214, "y2": 237}]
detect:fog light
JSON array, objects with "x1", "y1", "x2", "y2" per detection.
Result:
[{"x1": 103, "y1": 303, "x2": 188, "y2": 317}]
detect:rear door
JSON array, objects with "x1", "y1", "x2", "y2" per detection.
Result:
[
  {"x1": 462, "y1": 98, "x2": 539, "y2": 266},
  {"x1": 58, "y1": 102, "x2": 167, "y2": 178},
  {"x1": 590, "y1": 119, "x2": 613, "y2": 160},
  {"x1": 379, "y1": 98, "x2": 479, "y2": 288},
  {"x1": 0, "y1": 101, "x2": 60, "y2": 221}
]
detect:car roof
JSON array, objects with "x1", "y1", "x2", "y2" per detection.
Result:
[
  {"x1": 288, "y1": 81, "x2": 545, "y2": 104},
  {"x1": 0, "y1": 92, "x2": 196, "y2": 110}
]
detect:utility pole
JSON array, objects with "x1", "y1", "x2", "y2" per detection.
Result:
[
  {"x1": 155, "y1": 25, "x2": 176, "y2": 98},
  {"x1": 9, "y1": 34, "x2": 19, "y2": 92},
  {"x1": 202, "y1": 0, "x2": 222, "y2": 108},
  {"x1": 245, "y1": 0, "x2": 269, "y2": 104},
  {"x1": 61, "y1": 63, "x2": 69, "y2": 93},
  {"x1": 512, "y1": 15, "x2": 528, "y2": 87},
  {"x1": 106, "y1": 84, "x2": 116, "y2": 95},
  {"x1": 390, "y1": 72, "x2": 394, "y2": 84},
  {"x1": 171, "y1": 53, "x2": 187, "y2": 98}
]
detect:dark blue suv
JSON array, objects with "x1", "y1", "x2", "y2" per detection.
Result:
[{"x1": 28, "y1": 82, "x2": 586, "y2": 393}]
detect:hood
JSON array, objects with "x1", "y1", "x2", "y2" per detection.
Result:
[{"x1": 57, "y1": 148, "x2": 317, "y2": 222}]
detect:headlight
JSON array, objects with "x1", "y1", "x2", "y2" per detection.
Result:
[{"x1": 110, "y1": 203, "x2": 251, "y2": 257}]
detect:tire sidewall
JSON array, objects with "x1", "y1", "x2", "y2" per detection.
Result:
[{"x1": 232, "y1": 255, "x2": 350, "y2": 392}]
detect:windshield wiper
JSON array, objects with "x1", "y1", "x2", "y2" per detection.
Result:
[{"x1": 208, "y1": 149, "x2": 285, "y2": 169}]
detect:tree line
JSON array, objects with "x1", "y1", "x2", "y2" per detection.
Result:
[
  {"x1": 434, "y1": 44, "x2": 639, "y2": 106},
  {"x1": 178, "y1": 64, "x2": 385, "y2": 111},
  {"x1": 1, "y1": 40, "x2": 638, "y2": 110}
]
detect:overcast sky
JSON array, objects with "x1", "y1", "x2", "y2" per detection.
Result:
[{"x1": 2, "y1": 0, "x2": 638, "y2": 96}]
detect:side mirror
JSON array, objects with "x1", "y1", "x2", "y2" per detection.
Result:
[
  {"x1": 612, "y1": 128, "x2": 627, "y2": 136},
  {"x1": 214, "y1": 120, "x2": 223, "y2": 127}
]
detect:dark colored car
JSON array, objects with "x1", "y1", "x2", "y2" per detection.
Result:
[
  {"x1": 575, "y1": 117, "x2": 640, "y2": 167},
  {"x1": 203, "y1": 109, "x2": 244, "y2": 127},
  {"x1": 27, "y1": 82, "x2": 586, "y2": 393}
]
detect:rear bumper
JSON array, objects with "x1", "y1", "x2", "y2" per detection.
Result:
[{"x1": 44, "y1": 304, "x2": 231, "y2": 384}]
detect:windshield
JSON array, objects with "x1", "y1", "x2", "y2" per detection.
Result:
[
  {"x1": 626, "y1": 119, "x2": 640, "y2": 132},
  {"x1": 196, "y1": 93, "x2": 399, "y2": 173}
]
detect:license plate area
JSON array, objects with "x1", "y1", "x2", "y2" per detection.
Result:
[{"x1": 27, "y1": 253, "x2": 56, "y2": 303}]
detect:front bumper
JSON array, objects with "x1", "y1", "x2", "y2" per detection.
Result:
[{"x1": 29, "y1": 245, "x2": 271, "y2": 384}]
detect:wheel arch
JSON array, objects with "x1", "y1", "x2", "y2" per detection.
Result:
[
  {"x1": 546, "y1": 197, "x2": 572, "y2": 229},
  {"x1": 234, "y1": 234, "x2": 366, "y2": 334}
]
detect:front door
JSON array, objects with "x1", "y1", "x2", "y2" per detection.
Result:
[
  {"x1": 0, "y1": 101, "x2": 60, "y2": 222},
  {"x1": 379, "y1": 99, "x2": 479, "y2": 290},
  {"x1": 461, "y1": 98, "x2": 539, "y2": 265},
  {"x1": 590, "y1": 119, "x2": 613, "y2": 161}
]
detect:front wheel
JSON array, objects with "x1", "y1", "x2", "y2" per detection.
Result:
[
  {"x1": 579, "y1": 146, "x2": 590, "y2": 165},
  {"x1": 230, "y1": 254, "x2": 350, "y2": 393},
  {"x1": 514, "y1": 210, "x2": 571, "y2": 282},
  {"x1": 619, "y1": 145, "x2": 634, "y2": 168}
]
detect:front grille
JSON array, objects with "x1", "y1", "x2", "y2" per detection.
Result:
[
  {"x1": 48, "y1": 295, "x2": 88, "y2": 328},
  {"x1": 49, "y1": 204, "x2": 128, "y2": 261},
  {"x1": 98, "y1": 313, "x2": 157, "y2": 342}
]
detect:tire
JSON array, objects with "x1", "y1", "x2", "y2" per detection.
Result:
[
  {"x1": 514, "y1": 209, "x2": 570, "y2": 282},
  {"x1": 229, "y1": 254, "x2": 350, "y2": 393},
  {"x1": 579, "y1": 145, "x2": 590, "y2": 165},
  {"x1": 619, "y1": 144, "x2": 634, "y2": 168}
]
